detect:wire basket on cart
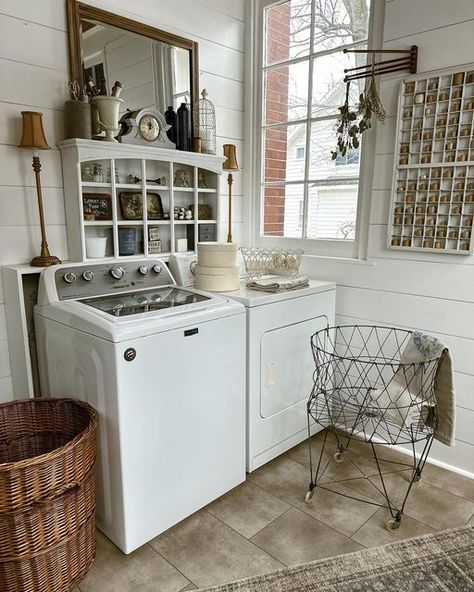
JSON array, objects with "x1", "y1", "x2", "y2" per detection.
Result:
[
  {"x1": 0, "y1": 398, "x2": 98, "y2": 592},
  {"x1": 304, "y1": 325, "x2": 445, "y2": 531}
]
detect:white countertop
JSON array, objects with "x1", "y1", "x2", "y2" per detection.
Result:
[{"x1": 221, "y1": 279, "x2": 336, "y2": 308}]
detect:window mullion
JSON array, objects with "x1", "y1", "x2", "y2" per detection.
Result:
[
  {"x1": 301, "y1": 0, "x2": 316, "y2": 240},
  {"x1": 262, "y1": 39, "x2": 368, "y2": 73}
]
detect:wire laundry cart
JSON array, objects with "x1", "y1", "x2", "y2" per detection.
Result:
[{"x1": 304, "y1": 325, "x2": 445, "y2": 531}]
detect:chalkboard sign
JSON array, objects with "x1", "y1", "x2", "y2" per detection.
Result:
[{"x1": 82, "y1": 193, "x2": 112, "y2": 221}]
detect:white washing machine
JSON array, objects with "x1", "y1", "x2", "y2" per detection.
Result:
[
  {"x1": 222, "y1": 281, "x2": 336, "y2": 471},
  {"x1": 34, "y1": 259, "x2": 246, "y2": 553}
]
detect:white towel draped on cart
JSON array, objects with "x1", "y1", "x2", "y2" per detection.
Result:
[{"x1": 369, "y1": 332, "x2": 456, "y2": 446}]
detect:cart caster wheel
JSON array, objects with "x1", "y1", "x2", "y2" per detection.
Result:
[
  {"x1": 305, "y1": 490, "x2": 314, "y2": 503},
  {"x1": 334, "y1": 451, "x2": 345, "y2": 463},
  {"x1": 386, "y1": 519, "x2": 401, "y2": 532}
]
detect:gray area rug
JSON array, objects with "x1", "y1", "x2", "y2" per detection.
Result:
[{"x1": 199, "y1": 525, "x2": 474, "y2": 591}]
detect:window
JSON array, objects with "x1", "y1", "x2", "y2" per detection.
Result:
[
  {"x1": 257, "y1": 0, "x2": 376, "y2": 254},
  {"x1": 296, "y1": 146, "x2": 305, "y2": 159}
]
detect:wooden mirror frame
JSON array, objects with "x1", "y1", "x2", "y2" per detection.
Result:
[{"x1": 66, "y1": 0, "x2": 199, "y2": 107}]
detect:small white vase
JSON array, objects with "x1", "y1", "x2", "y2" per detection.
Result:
[
  {"x1": 92, "y1": 96, "x2": 123, "y2": 142},
  {"x1": 86, "y1": 236, "x2": 108, "y2": 258}
]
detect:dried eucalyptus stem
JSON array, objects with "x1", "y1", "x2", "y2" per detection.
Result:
[
  {"x1": 331, "y1": 71, "x2": 386, "y2": 159},
  {"x1": 331, "y1": 81, "x2": 360, "y2": 160}
]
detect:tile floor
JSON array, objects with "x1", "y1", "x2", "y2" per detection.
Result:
[{"x1": 76, "y1": 430, "x2": 474, "y2": 592}]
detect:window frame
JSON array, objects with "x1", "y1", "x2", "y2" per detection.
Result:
[{"x1": 246, "y1": 0, "x2": 385, "y2": 259}]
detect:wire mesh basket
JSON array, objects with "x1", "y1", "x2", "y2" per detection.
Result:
[
  {"x1": 309, "y1": 325, "x2": 443, "y2": 445},
  {"x1": 304, "y1": 325, "x2": 446, "y2": 531},
  {"x1": 240, "y1": 247, "x2": 304, "y2": 279}
]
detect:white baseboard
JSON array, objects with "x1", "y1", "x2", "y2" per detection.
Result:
[
  {"x1": 248, "y1": 424, "x2": 323, "y2": 473},
  {"x1": 387, "y1": 442, "x2": 474, "y2": 481},
  {"x1": 330, "y1": 425, "x2": 474, "y2": 481}
]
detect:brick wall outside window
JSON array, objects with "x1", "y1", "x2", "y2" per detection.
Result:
[{"x1": 263, "y1": 3, "x2": 290, "y2": 236}]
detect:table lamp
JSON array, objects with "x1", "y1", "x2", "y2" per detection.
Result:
[
  {"x1": 223, "y1": 144, "x2": 239, "y2": 243},
  {"x1": 18, "y1": 111, "x2": 61, "y2": 266}
]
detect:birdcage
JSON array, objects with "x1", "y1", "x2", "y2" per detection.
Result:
[{"x1": 193, "y1": 89, "x2": 216, "y2": 154}]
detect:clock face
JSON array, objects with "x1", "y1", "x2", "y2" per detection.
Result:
[{"x1": 139, "y1": 114, "x2": 161, "y2": 142}]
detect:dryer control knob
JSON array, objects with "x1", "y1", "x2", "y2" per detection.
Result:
[
  {"x1": 110, "y1": 266, "x2": 125, "y2": 280},
  {"x1": 82, "y1": 270, "x2": 94, "y2": 282},
  {"x1": 138, "y1": 265, "x2": 149, "y2": 275},
  {"x1": 152, "y1": 264, "x2": 162, "y2": 275},
  {"x1": 63, "y1": 272, "x2": 77, "y2": 284}
]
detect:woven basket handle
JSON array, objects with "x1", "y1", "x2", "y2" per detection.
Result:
[
  {"x1": 36, "y1": 480, "x2": 82, "y2": 503},
  {"x1": 4, "y1": 481, "x2": 83, "y2": 515}
]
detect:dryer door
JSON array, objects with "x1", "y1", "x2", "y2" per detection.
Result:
[{"x1": 260, "y1": 315, "x2": 327, "y2": 418}]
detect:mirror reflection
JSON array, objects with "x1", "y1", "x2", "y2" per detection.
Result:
[{"x1": 81, "y1": 19, "x2": 191, "y2": 115}]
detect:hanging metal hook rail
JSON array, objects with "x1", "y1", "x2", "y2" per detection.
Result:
[{"x1": 342, "y1": 45, "x2": 418, "y2": 82}]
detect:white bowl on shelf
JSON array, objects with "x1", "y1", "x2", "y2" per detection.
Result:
[{"x1": 85, "y1": 236, "x2": 108, "y2": 258}]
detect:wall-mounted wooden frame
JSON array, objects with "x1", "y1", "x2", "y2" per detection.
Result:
[
  {"x1": 388, "y1": 64, "x2": 474, "y2": 255},
  {"x1": 66, "y1": 0, "x2": 199, "y2": 106}
]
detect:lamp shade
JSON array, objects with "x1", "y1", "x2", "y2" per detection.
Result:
[
  {"x1": 223, "y1": 144, "x2": 239, "y2": 171},
  {"x1": 18, "y1": 111, "x2": 51, "y2": 150}
]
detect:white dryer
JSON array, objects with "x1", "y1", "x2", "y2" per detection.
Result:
[
  {"x1": 223, "y1": 282, "x2": 336, "y2": 471},
  {"x1": 34, "y1": 259, "x2": 246, "y2": 553}
]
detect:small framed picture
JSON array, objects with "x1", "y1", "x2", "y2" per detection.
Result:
[
  {"x1": 148, "y1": 226, "x2": 162, "y2": 254},
  {"x1": 148, "y1": 227, "x2": 161, "y2": 241},
  {"x1": 82, "y1": 193, "x2": 112, "y2": 221},
  {"x1": 190, "y1": 204, "x2": 212, "y2": 220},
  {"x1": 119, "y1": 192, "x2": 164, "y2": 220}
]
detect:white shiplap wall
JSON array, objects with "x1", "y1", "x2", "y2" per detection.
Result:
[
  {"x1": 302, "y1": 0, "x2": 474, "y2": 475},
  {"x1": 0, "y1": 0, "x2": 244, "y2": 402}
]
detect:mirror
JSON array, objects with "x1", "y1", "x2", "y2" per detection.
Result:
[{"x1": 67, "y1": 0, "x2": 199, "y2": 115}]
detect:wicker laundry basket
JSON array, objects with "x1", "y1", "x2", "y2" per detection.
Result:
[{"x1": 0, "y1": 398, "x2": 98, "y2": 592}]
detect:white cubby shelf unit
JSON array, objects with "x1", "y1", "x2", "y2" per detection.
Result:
[
  {"x1": 389, "y1": 64, "x2": 474, "y2": 255},
  {"x1": 58, "y1": 139, "x2": 225, "y2": 262}
]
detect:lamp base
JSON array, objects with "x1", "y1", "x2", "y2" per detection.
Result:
[{"x1": 30, "y1": 254, "x2": 62, "y2": 267}]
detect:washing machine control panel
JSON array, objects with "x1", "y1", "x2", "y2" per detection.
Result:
[{"x1": 54, "y1": 259, "x2": 175, "y2": 301}]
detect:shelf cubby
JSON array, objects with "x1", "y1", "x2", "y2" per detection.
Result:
[{"x1": 59, "y1": 139, "x2": 225, "y2": 262}]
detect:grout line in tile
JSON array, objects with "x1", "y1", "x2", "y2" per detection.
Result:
[
  {"x1": 146, "y1": 541, "x2": 193, "y2": 589},
  {"x1": 349, "y1": 507, "x2": 383, "y2": 543},
  {"x1": 200, "y1": 507, "x2": 287, "y2": 568},
  {"x1": 206, "y1": 482, "x2": 290, "y2": 540},
  {"x1": 418, "y1": 478, "x2": 474, "y2": 505},
  {"x1": 247, "y1": 506, "x2": 295, "y2": 556},
  {"x1": 248, "y1": 504, "x2": 358, "y2": 565},
  {"x1": 249, "y1": 456, "x2": 377, "y2": 529},
  {"x1": 178, "y1": 582, "x2": 198, "y2": 592},
  {"x1": 411, "y1": 477, "x2": 474, "y2": 506}
]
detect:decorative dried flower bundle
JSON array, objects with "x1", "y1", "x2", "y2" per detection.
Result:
[{"x1": 331, "y1": 75, "x2": 386, "y2": 160}]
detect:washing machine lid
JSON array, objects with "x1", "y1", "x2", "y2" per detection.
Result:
[
  {"x1": 35, "y1": 259, "x2": 245, "y2": 342},
  {"x1": 79, "y1": 286, "x2": 210, "y2": 317},
  {"x1": 36, "y1": 288, "x2": 244, "y2": 342}
]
